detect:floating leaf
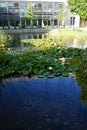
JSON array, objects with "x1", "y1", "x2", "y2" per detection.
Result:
[
  {"x1": 38, "y1": 74, "x2": 45, "y2": 78},
  {"x1": 62, "y1": 71, "x2": 68, "y2": 77},
  {"x1": 73, "y1": 67, "x2": 80, "y2": 71},
  {"x1": 21, "y1": 70, "x2": 28, "y2": 76},
  {"x1": 54, "y1": 73, "x2": 60, "y2": 77},
  {"x1": 47, "y1": 74, "x2": 55, "y2": 78}
]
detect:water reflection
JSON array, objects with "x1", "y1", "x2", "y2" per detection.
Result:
[
  {"x1": 9, "y1": 32, "x2": 87, "y2": 53},
  {"x1": 67, "y1": 55, "x2": 87, "y2": 104},
  {"x1": 0, "y1": 77, "x2": 87, "y2": 130},
  {"x1": 8, "y1": 33, "x2": 44, "y2": 54},
  {"x1": 75, "y1": 59, "x2": 87, "y2": 104},
  {"x1": 10, "y1": 33, "x2": 44, "y2": 48}
]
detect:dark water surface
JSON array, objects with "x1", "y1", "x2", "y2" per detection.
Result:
[{"x1": 0, "y1": 76, "x2": 87, "y2": 130}]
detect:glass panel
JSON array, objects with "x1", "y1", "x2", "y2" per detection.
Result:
[
  {"x1": 38, "y1": 3, "x2": 42, "y2": 7},
  {"x1": 0, "y1": 7, "x2": 7, "y2": 13},
  {"x1": 8, "y1": 8, "x2": 14, "y2": 13},
  {"x1": 14, "y1": 3, "x2": 19, "y2": 7},
  {"x1": 20, "y1": 2, "x2": 25, "y2": 9},
  {"x1": 8, "y1": 2, "x2": 14, "y2": 7},
  {"x1": 0, "y1": 13, "x2": 7, "y2": 19},
  {"x1": 0, "y1": 2, "x2": 7, "y2": 7},
  {"x1": 9, "y1": 13, "x2": 14, "y2": 19},
  {"x1": 54, "y1": 20, "x2": 57, "y2": 25},
  {"x1": 59, "y1": 3, "x2": 63, "y2": 8},
  {"x1": 14, "y1": 9, "x2": 19, "y2": 13},
  {"x1": 20, "y1": 9, "x2": 25, "y2": 13}
]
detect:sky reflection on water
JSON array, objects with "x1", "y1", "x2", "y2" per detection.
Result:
[{"x1": 0, "y1": 76, "x2": 87, "y2": 130}]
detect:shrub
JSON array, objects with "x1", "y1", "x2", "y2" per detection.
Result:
[
  {"x1": 0, "y1": 30, "x2": 12, "y2": 68},
  {"x1": 0, "y1": 30, "x2": 12, "y2": 49}
]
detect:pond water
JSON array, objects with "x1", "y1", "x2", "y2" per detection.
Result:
[
  {"x1": 0, "y1": 76, "x2": 87, "y2": 130},
  {"x1": 10, "y1": 33, "x2": 44, "y2": 48},
  {"x1": 9, "y1": 33, "x2": 87, "y2": 52},
  {"x1": 9, "y1": 33, "x2": 45, "y2": 54}
]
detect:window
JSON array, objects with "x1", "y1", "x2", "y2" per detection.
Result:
[
  {"x1": 48, "y1": 20, "x2": 50, "y2": 25},
  {"x1": 14, "y1": 3, "x2": 19, "y2": 8},
  {"x1": 0, "y1": 13, "x2": 7, "y2": 19},
  {"x1": 54, "y1": 20, "x2": 57, "y2": 26},
  {"x1": 0, "y1": 2, "x2": 7, "y2": 7},
  {"x1": 0, "y1": 7, "x2": 7, "y2": 13},
  {"x1": 9, "y1": 13, "x2": 14, "y2": 19},
  {"x1": 8, "y1": 2, "x2": 14, "y2": 7},
  {"x1": 14, "y1": 9, "x2": 19, "y2": 13},
  {"x1": 20, "y1": 12, "x2": 25, "y2": 17},
  {"x1": 14, "y1": 13, "x2": 20, "y2": 19},
  {"x1": 38, "y1": 3, "x2": 42, "y2": 8},
  {"x1": 59, "y1": 3, "x2": 62, "y2": 9},
  {"x1": 20, "y1": 9, "x2": 25, "y2": 13},
  {"x1": 20, "y1": 2, "x2": 25, "y2": 9},
  {"x1": 8, "y1": 8, "x2": 14, "y2": 13},
  {"x1": 70, "y1": 17, "x2": 75, "y2": 25},
  {"x1": 48, "y1": 3, "x2": 52, "y2": 8}
]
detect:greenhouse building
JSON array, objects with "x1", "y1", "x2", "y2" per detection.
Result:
[{"x1": 0, "y1": 0, "x2": 80, "y2": 29}]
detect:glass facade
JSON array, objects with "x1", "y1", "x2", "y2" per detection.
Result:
[{"x1": 0, "y1": 0, "x2": 73, "y2": 29}]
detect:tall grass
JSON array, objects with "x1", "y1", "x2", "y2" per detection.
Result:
[{"x1": 47, "y1": 29, "x2": 87, "y2": 46}]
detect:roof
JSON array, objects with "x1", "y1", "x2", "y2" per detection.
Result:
[{"x1": 0, "y1": 0, "x2": 67, "y2": 4}]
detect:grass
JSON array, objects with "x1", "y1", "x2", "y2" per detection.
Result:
[{"x1": 47, "y1": 29, "x2": 87, "y2": 46}]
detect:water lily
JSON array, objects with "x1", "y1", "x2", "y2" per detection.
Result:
[
  {"x1": 48, "y1": 66, "x2": 53, "y2": 70},
  {"x1": 59, "y1": 57, "x2": 65, "y2": 65}
]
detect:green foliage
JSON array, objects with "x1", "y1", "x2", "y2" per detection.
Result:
[
  {"x1": 0, "y1": 31, "x2": 12, "y2": 75},
  {"x1": 23, "y1": 2, "x2": 33, "y2": 20},
  {"x1": 1, "y1": 38, "x2": 87, "y2": 80},
  {"x1": 1, "y1": 38, "x2": 87, "y2": 104},
  {"x1": 0, "y1": 30, "x2": 12, "y2": 49},
  {"x1": 59, "y1": 8, "x2": 64, "y2": 20},
  {"x1": 68, "y1": 56, "x2": 87, "y2": 104},
  {"x1": 47, "y1": 29, "x2": 87, "y2": 45},
  {"x1": 1, "y1": 33, "x2": 87, "y2": 105},
  {"x1": 68, "y1": 0, "x2": 87, "y2": 20}
]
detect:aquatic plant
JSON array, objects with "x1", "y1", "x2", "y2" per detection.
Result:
[{"x1": 1, "y1": 38, "x2": 87, "y2": 81}]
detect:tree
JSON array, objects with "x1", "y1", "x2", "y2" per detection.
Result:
[
  {"x1": 25, "y1": 2, "x2": 33, "y2": 20},
  {"x1": 58, "y1": 8, "x2": 65, "y2": 26},
  {"x1": 68, "y1": 0, "x2": 87, "y2": 20},
  {"x1": 22, "y1": 2, "x2": 33, "y2": 27}
]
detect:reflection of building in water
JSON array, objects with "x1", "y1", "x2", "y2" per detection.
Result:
[{"x1": 0, "y1": 0, "x2": 80, "y2": 29}]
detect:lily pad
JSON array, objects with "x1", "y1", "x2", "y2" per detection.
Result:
[
  {"x1": 54, "y1": 72, "x2": 60, "y2": 77},
  {"x1": 38, "y1": 74, "x2": 45, "y2": 78},
  {"x1": 21, "y1": 71, "x2": 28, "y2": 76},
  {"x1": 47, "y1": 74, "x2": 55, "y2": 78},
  {"x1": 73, "y1": 67, "x2": 80, "y2": 71},
  {"x1": 62, "y1": 71, "x2": 68, "y2": 77},
  {"x1": 67, "y1": 67, "x2": 73, "y2": 72}
]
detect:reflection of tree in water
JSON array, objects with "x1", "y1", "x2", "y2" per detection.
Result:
[
  {"x1": 10, "y1": 34, "x2": 21, "y2": 48},
  {"x1": 75, "y1": 59, "x2": 87, "y2": 104},
  {"x1": 70, "y1": 56, "x2": 87, "y2": 104}
]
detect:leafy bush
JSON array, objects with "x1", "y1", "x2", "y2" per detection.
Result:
[
  {"x1": 0, "y1": 30, "x2": 12, "y2": 49},
  {"x1": 0, "y1": 30, "x2": 12, "y2": 80}
]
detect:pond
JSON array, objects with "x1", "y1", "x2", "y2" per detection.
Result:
[
  {"x1": 9, "y1": 32, "x2": 87, "y2": 53},
  {"x1": 0, "y1": 76, "x2": 87, "y2": 130},
  {"x1": 9, "y1": 33, "x2": 44, "y2": 48},
  {"x1": 8, "y1": 33, "x2": 45, "y2": 54}
]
